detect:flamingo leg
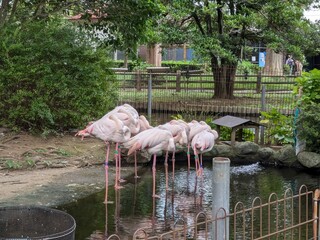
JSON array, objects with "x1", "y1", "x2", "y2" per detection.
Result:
[
  {"x1": 134, "y1": 150, "x2": 140, "y2": 178},
  {"x1": 200, "y1": 153, "x2": 204, "y2": 176},
  {"x1": 104, "y1": 142, "x2": 111, "y2": 204},
  {"x1": 152, "y1": 154, "x2": 160, "y2": 198},
  {"x1": 165, "y1": 151, "x2": 169, "y2": 191},
  {"x1": 194, "y1": 148, "x2": 201, "y2": 176},
  {"x1": 172, "y1": 151, "x2": 175, "y2": 184},
  {"x1": 187, "y1": 143, "x2": 191, "y2": 172},
  {"x1": 118, "y1": 145, "x2": 126, "y2": 183},
  {"x1": 114, "y1": 143, "x2": 123, "y2": 189}
]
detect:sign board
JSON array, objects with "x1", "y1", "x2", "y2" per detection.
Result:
[{"x1": 259, "y1": 52, "x2": 266, "y2": 67}]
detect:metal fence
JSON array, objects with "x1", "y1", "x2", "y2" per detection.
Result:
[
  {"x1": 114, "y1": 69, "x2": 298, "y2": 124},
  {"x1": 105, "y1": 185, "x2": 320, "y2": 240}
]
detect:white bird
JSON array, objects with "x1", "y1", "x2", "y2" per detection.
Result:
[
  {"x1": 191, "y1": 129, "x2": 218, "y2": 176},
  {"x1": 123, "y1": 128, "x2": 175, "y2": 198},
  {"x1": 187, "y1": 120, "x2": 211, "y2": 172},
  {"x1": 158, "y1": 121, "x2": 188, "y2": 189},
  {"x1": 76, "y1": 113, "x2": 131, "y2": 203}
]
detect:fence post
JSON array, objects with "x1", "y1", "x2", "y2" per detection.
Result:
[
  {"x1": 260, "y1": 85, "x2": 266, "y2": 144},
  {"x1": 313, "y1": 189, "x2": 320, "y2": 240},
  {"x1": 212, "y1": 157, "x2": 230, "y2": 240},
  {"x1": 256, "y1": 70, "x2": 262, "y2": 93},
  {"x1": 176, "y1": 70, "x2": 181, "y2": 92},
  {"x1": 148, "y1": 72, "x2": 152, "y2": 121},
  {"x1": 136, "y1": 70, "x2": 141, "y2": 91}
]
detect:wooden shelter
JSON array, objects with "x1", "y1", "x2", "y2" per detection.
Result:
[{"x1": 213, "y1": 115, "x2": 263, "y2": 146}]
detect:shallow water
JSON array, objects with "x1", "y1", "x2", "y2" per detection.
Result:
[{"x1": 58, "y1": 162, "x2": 320, "y2": 239}]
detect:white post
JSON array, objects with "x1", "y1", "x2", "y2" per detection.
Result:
[
  {"x1": 147, "y1": 73, "x2": 152, "y2": 121},
  {"x1": 212, "y1": 157, "x2": 230, "y2": 240}
]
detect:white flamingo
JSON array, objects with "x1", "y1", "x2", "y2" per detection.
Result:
[
  {"x1": 123, "y1": 128, "x2": 175, "y2": 198},
  {"x1": 76, "y1": 114, "x2": 131, "y2": 203}
]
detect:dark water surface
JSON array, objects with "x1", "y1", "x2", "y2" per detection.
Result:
[{"x1": 58, "y1": 162, "x2": 320, "y2": 239}]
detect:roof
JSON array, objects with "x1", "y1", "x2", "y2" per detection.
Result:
[{"x1": 212, "y1": 115, "x2": 261, "y2": 128}]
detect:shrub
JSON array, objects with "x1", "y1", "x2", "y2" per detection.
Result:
[
  {"x1": 260, "y1": 108, "x2": 294, "y2": 145},
  {"x1": 294, "y1": 69, "x2": 320, "y2": 153},
  {"x1": 0, "y1": 19, "x2": 117, "y2": 133},
  {"x1": 295, "y1": 103, "x2": 320, "y2": 153}
]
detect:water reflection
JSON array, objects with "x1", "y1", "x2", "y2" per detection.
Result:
[{"x1": 58, "y1": 163, "x2": 320, "y2": 239}]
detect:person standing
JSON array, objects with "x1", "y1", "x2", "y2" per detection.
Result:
[{"x1": 286, "y1": 55, "x2": 295, "y2": 75}]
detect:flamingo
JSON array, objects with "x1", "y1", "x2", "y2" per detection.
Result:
[
  {"x1": 191, "y1": 129, "x2": 218, "y2": 176},
  {"x1": 123, "y1": 128, "x2": 176, "y2": 198},
  {"x1": 138, "y1": 115, "x2": 153, "y2": 132},
  {"x1": 129, "y1": 115, "x2": 153, "y2": 178},
  {"x1": 187, "y1": 120, "x2": 211, "y2": 172},
  {"x1": 76, "y1": 114, "x2": 131, "y2": 203},
  {"x1": 158, "y1": 122, "x2": 188, "y2": 189}
]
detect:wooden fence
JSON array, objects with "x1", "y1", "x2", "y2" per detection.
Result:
[{"x1": 114, "y1": 70, "x2": 298, "y2": 122}]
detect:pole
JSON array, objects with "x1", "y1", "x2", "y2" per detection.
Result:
[
  {"x1": 260, "y1": 85, "x2": 266, "y2": 144},
  {"x1": 212, "y1": 157, "x2": 230, "y2": 240},
  {"x1": 148, "y1": 73, "x2": 152, "y2": 121}
]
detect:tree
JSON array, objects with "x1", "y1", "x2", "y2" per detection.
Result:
[
  {"x1": 0, "y1": 0, "x2": 75, "y2": 26},
  {"x1": 0, "y1": 19, "x2": 117, "y2": 132},
  {"x1": 0, "y1": 1, "x2": 162, "y2": 60},
  {"x1": 69, "y1": 0, "x2": 163, "y2": 64},
  {"x1": 158, "y1": 0, "x2": 320, "y2": 99}
]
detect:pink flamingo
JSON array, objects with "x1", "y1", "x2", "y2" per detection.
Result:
[
  {"x1": 191, "y1": 129, "x2": 218, "y2": 176},
  {"x1": 123, "y1": 128, "x2": 175, "y2": 198},
  {"x1": 76, "y1": 114, "x2": 131, "y2": 203},
  {"x1": 130, "y1": 115, "x2": 153, "y2": 178},
  {"x1": 158, "y1": 122, "x2": 188, "y2": 189},
  {"x1": 187, "y1": 120, "x2": 211, "y2": 172}
]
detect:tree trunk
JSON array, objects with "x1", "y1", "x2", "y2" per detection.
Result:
[
  {"x1": 212, "y1": 63, "x2": 237, "y2": 99},
  {"x1": 264, "y1": 48, "x2": 284, "y2": 75}
]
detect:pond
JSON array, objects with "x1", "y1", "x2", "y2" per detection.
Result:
[{"x1": 58, "y1": 162, "x2": 320, "y2": 239}]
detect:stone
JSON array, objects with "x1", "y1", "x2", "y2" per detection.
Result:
[
  {"x1": 234, "y1": 142, "x2": 260, "y2": 156},
  {"x1": 257, "y1": 147, "x2": 275, "y2": 161},
  {"x1": 212, "y1": 144, "x2": 236, "y2": 159},
  {"x1": 297, "y1": 151, "x2": 320, "y2": 168},
  {"x1": 274, "y1": 145, "x2": 301, "y2": 168}
]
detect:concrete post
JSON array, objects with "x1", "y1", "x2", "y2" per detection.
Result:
[
  {"x1": 212, "y1": 157, "x2": 230, "y2": 240},
  {"x1": 147, "y1": 73, "x2": 152, "y2": 121}
]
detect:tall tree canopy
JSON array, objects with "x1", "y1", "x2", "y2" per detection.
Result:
[
  {"x1": 158, "y1": 0, "x2": 320, "y2": 98},
  {"x1": 0, "y1": 0, "x2": 162, "y2": 56}
]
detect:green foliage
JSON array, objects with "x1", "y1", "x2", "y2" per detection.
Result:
[
  {"x1": 294, "y1": 69, "x2": 320, "y2": 153},
  {"x1": 237, "y1": 61, "x2": 260, "y2": 74},
  {"x1": 294, "y1": 68, "x2": 320, "y2": 105},
  {"x1": 260, "y1": 109, "x2": 294, "y2": 145},
  {"x1": 0, "y1": 19, "x2": 118, "y2": 132},
  {"x1": 161, "y1": 61, "x2": 203, "y2": 72},
  {"x1": 158, "y1": 1, "x2": 319, "y2": 65},
  {"x1": 5, "y1": 160, "x2": 22, "y2": 169},
  {"x1": 296, "y1": 103, "x2": 320, "y2": 153}
]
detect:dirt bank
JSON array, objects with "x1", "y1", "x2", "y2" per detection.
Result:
[{"x1": 0, "y1": 130, "x2": 138, "y2": 207}]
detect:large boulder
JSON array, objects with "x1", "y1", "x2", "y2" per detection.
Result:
[
  {"x1": 232, "y1": 142, "x2": 260, "y2": 164},
  {"x1": 273, "y1": 145, "x2": 302, "y2": 168},
  {"x1": 297, "y1": 151, "x2": 320, "y2": 168},
  {"x1": 209, "y1": 144, "x2": 236, "y2": 159},
  {"x1": 257, "y1": 147, "x2": 277, "y2": 166}
]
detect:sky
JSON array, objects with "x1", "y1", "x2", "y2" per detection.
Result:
[{"x1": 304, "y1": 8, "x2": 320, "y2": 22}]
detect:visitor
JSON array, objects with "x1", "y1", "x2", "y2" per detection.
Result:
[{"x1": 285, "y1": 55, "x2": 295, "y2": 75}]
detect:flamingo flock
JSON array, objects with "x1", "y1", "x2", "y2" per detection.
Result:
[{"x1": 75, "y1": 104, "x2": 218, "y2": 202}]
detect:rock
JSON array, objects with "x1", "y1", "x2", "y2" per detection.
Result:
[
  {"x1": 297, "y1": 151, "x2": 320, "y2": 168},
  {"x1": 234, "y1": 142, "x2": 260, "y2": 156},
  {"x1": 231, "y1": 142, "x2": 260, "y2": 164},
  {"x1": 273, "y1": 145, "x2": 302, "y2": 168},
  {"x1": 213, "y1": 144, "x2": 234, "y2": 157},
  {"x1": 126, "y1": 150, "x2": 151, "y2": 164},
  {"x1": 257, "y1": 147, "x2": 275, "y2": 160}
]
